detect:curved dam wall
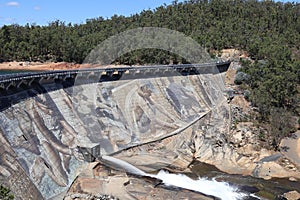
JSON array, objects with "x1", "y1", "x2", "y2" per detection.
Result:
[{"x1": 0, "y1": 64, "x2": 228, "y2": 199}]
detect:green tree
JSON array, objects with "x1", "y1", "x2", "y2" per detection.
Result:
[{"x1": 0, "y1": 185, "x2": 14, "y2": 200}]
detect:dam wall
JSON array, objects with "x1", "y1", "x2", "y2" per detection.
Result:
[{"x1": 0, "y1": 62, "x2": 230, "y2": 199}]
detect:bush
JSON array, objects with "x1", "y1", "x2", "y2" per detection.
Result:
[
  {"x1": 0, "y1": 185, "x2": 14, "y2": 200},
  {"x1": 234, "y1": 71, "x2": 250, "y2": 85},
  {"x1": 269, "y1": 108, "x2": 294, "y2": 150},
  {"x1": 244, "y1": 90, "x2": 251, "y2": 101}
]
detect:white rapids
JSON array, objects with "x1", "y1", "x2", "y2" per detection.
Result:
[
  {"x1": 100, "y1": 156, "x2": 254, "y2": 200},
  {"x1": 155, "y1": 170, "x2": 246, "y2": 200}
]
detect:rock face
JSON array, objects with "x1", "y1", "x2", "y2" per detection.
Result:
[
  {"x1": 281, "y1": 131, "x2": 300, "y2": 169},
  {"x1": 0, "y1": 71, "x2": 226, "y2": 199},
  {"x1": 0, "y1": 129, "x2": 43, "y2": 200},
  {"x1": 282, "y1": 190, "x2": 300, "y2": 200}
]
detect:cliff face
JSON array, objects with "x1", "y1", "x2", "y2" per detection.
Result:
[{"x1": 0, "y1": 72, "x2": 226, "y2": 199}]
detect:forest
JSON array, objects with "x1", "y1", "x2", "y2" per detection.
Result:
[{"x1": 0, "y1": 0, "x2": 299, "y2": 149}]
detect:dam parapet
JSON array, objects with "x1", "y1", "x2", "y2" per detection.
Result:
[{"x1": 0, "y1": 61, "x2": 230, "y2": 91}]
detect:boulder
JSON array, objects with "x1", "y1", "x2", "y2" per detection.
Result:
[{"x1": 282, "y1": 190, "x2": 300, "y2": 200}]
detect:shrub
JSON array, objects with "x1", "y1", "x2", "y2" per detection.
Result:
[
  {"x1": 0, "y1": 185, "x2": 14, "y2": 200},
  {"x1": 234, "y1": 71, "x2": 250, "y2": 85}
]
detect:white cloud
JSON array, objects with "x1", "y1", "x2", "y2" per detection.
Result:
[
  {"x1": 6, "y1": 2, "x2": 19, "y2": 7},
  {"x1": 33, "y1": 6, "x2": 40, "y2": 11}
]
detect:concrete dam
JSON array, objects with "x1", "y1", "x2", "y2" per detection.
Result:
[{"x1": 0, "y1": 62, "x2": 231, "y2": 199}]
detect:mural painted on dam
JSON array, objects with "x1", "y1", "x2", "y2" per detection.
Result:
[{"x1": 0, "y1": 72, "x2": 226, "y2": 199}]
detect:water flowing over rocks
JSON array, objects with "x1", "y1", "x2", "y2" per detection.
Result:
[
  {"x1": 65, "y1": 162, "x2": 215, "y2": 200},
  {"x1": 0, "y1": 64, "x2": 299, "y2": 199}
]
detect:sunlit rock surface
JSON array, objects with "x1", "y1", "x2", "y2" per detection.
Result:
[
  {"x1": 65, "y1": 162, "x2": 214, "y2": 200},
  {"x1": 0, "y1": 72, "x2": 226, "y2": 199}
]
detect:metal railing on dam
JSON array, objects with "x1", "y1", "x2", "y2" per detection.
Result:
[{"x1": 0, "y1": 61, "x2": 230, "y2": 91}]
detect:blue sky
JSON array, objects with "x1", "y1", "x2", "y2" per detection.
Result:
[
  {"x1": 0, "y1": 0, "x2": 180, "y2": 26},
  {"x1": 0, "y1": 0, "x2": 299, "y2": 26}
]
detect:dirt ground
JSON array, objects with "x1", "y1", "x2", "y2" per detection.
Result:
[
  {"x1": 0, "y1": 62, "x2": 124, "y2": 71},
  {"x1": 225, "y1": 68, "x2": 237, "y2": 85}
]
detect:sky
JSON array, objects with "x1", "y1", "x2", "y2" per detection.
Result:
[
  {"x1": 0, "y1": 0, "x2": 299, "y2": 27},
  {"x1": 0, "y1": 0, "x2": 181, "y2": 26}
]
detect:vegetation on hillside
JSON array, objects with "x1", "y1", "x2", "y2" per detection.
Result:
[
  {"x1": 239, "y1": 48, "x2": 299, "y2": 150},
  {"x1": 0, "y1": 0, "x2": 299, "y2": 149},
  {"x1": 0, "y1": 185, "x2": 14, "y2": 200},
  {"x1": 0, "y1": 0, "x2": 299, "y2": 64}
]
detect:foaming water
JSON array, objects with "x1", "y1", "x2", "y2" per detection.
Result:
[
  {"x1": 100, "y1": 156, "x2": 256, "y2": 200},
  {"x1": 155, "y1": 170, "x2": 246, "y2": 200}
]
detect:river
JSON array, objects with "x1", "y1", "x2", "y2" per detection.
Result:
[
  {"x1": 101, "y1": 156, "x2": 300, "y2": 199},
  {"x1": 189, "y1": 161, "x2": 300, "y2": 199}
]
